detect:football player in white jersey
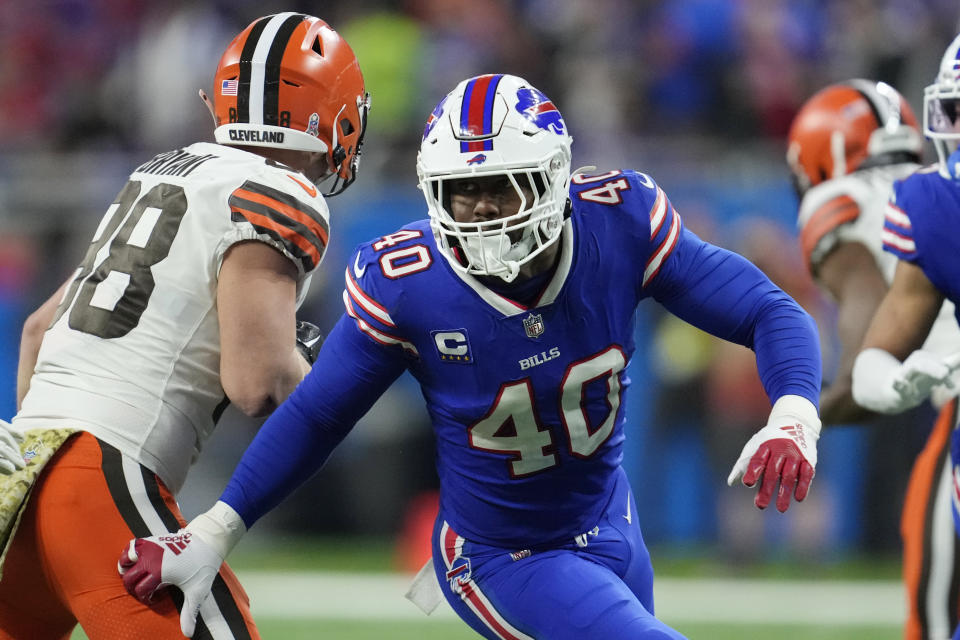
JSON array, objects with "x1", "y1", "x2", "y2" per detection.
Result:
[
  {"x1": 788, "y1": 79, "x2": 960, "y2": 640},
  {"x1": 0, "y1": 13, "x2": 368, "y2": 640}
]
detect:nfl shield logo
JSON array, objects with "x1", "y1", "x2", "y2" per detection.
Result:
[{"x1": 523, "y1": 313, "x2": 545, "y2": 338}]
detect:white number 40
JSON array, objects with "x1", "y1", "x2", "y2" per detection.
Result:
[{"x1": 469, "y1": 346, "x2": 627, "y2": 476}]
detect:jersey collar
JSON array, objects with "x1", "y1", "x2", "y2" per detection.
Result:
[{"x1": 445, "y1": 219, "x2": 574, "y2": 316}]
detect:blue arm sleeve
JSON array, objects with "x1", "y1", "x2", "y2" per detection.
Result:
[
  {"x1": 219, "y1": 315, "x2": 407, "y2": 528},
  {"x1": 649, "y1": 227, "x2": 821, "y2": 408}
]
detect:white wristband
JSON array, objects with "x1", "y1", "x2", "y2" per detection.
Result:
[
  {"x1": 768, "y1": 394, "x2": 821, "y2": 434},
  {"x1": 185, "y1": 500, "x2": 247, "y2": 560}
]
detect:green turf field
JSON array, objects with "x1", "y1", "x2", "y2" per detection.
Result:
[
  {"x1": 70, "y1": 618, "x2": 902, "y2": 639},
  {"x1": 70, "y1": 537, "x2": 906, "y2": 639}
]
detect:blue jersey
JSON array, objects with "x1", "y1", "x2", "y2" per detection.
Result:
[
  {"x1": 884, "y1": 164, "x2": 960, "y2": 317},
  {"x1": 221, "y1": 170, "x2": 820, "y2": 548}
]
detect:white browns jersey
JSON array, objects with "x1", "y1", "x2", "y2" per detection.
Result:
[
  {"x1": 798, "y1": 162, "x2": 960, "y2": 377},
  {"x1": 14, "y1": 142, "x2": 330, "y2": 492}
]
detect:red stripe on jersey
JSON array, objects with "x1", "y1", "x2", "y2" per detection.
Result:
[
  {"x1": 345, "y1": 268, "x2": 395, "y2": 327},
  {"x1": 884, "y1": 202, "x2": 912, "y2": 229},
  {"x1": 461, "y1": 581, "x2": 529, "y2": 640},
  {"x1": 648, "y1": 189, "x2": 667, "y2": 237},
  {"x1": 643, "y1": 206, "x2": 681, "y2": 286},
  {"x1": 231, "y1": 206, "x2": 324, "y2": 268},
  {"x1": 343, "y1": 294, "x2": 419, "y2": 356},
  {"x1": 882, "y1": 226, "x2": 916, "y2": 247},
  {"x1": 232, "y1": 187, "x2": 330, "y2": 246},
  {"x1": 800, "y1": 194, "x2": 860, "y2": 270},
  {"x1": 443, "y1": 522, "x2": 459, "y2": 567}
]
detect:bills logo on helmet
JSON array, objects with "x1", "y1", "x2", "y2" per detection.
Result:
[
  {"x1": 423, "y1": 96, "x2": 447, "y2": 140},
  {"x1": 466, "y1": 153, "x2": 487, "y2": 165},
  {"x1": 516, "y1": 87, "x2": 565, "y2": 135}
]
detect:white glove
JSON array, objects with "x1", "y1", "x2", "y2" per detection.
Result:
[
  {"x1": 728, "y1": 395, "x2": 821, "y2": 512},
  {"x1": 0, "y1": 419, "x2": 24, "y2": 475},
  {"x1": 930, "y1": 367, "x2": 960, "y2": 409},
  {"x1": 118, "y1": 501, "x2": 246, "y2": 638},
  {"x1": 853, "y1": 348, "x2": 956, "y2": 414}
]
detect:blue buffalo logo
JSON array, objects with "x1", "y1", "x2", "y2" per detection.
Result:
[
  {"x1": 466, "y1": 153, "x2": 487, "y2": 165},
  {"x1": 423, "y1": 96, "x2": 448, "y2": 140},
  {"x1": 515, "y1": 87, "x2": 566, "y2": 135}
]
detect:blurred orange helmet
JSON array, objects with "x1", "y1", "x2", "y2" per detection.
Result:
[
  {"x1": 211, "y1": 13, "x2": 370, "y2": 195},
  {"x1": 786, "y1": 79, "x2": 922, "y2": 196}
]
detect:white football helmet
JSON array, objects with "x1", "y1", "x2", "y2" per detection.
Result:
[
  {"x1": 924, "y1": 33, "x2": 960, "y2": 176},
  {"x1": 417, "y1": 74, "x2": 573, "y2": 282}
]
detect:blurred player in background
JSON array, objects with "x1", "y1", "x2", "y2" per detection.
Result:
[
  {"x1": 0, "y1": 12, "x2": 368, "y2": 640},
  {"x1": 849, "y1": 34, "x2": 960, "y2": 640},
  {"x1": 120, "y1": 73, "x2": 822, "y2": 640},
  {"x1": 788, "y1": 78, "x2": 960, "y2": 640}
]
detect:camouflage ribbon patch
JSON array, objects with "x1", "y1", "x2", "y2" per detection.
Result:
[{"x1": 0, "y1": 428, "x2": 78, "y2": 579}]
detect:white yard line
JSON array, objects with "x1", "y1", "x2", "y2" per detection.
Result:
[{"x1": 241, "y1": 572, "x2": 905, "y2": 626}]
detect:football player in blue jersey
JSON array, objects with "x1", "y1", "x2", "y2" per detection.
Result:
[
  {"x1": 851, "y1": 33, "x2": 960, "y2": 640},
  {"x1": 118, "y1": 74, "x2": 823, "y2": 639}
]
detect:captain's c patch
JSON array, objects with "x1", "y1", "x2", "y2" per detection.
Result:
[{"x1": 432, "y1": 329, "x2": 473, "y2": 364}]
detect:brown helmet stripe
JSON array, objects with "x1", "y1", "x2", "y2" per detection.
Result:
[
  {"x1": 236, "y1": 16, "x2": 269, "y2": 124},
  {"x1": 236, "y1": 13, "x2": 305, "y2": 126},
  {"x1": 262, "y1": 14, "x2": 306, "y2": 126}
]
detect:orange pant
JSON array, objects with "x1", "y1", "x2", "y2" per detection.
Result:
[
  {"x1": 0, "y1": 432, "x2": 259, "y2": 640},
  {"x1": 902, "y1": 398, "x2": 960, "y2": 640}
]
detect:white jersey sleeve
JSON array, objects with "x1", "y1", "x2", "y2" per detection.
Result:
[
  {"x1": 797, "y1": 162, "x2": 960, "y2": 407},
  {"x1": 797, "y1": 163, "x2": 920, "y2": 281},
  {"x1": 14, "y1": 142, "x2": 330, "y2": 492}
]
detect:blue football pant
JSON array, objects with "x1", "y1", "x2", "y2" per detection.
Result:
[{"x1": 431, "y1": 468, "x2": 686, "y2": 639}]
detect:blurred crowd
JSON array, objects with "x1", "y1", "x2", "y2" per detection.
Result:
[
  {"x1": 2, "y1": 0, "x2": 959, "y2": 568},
  {"x1": 2, "y1": 1, "x2": 958, "y2": 158}
]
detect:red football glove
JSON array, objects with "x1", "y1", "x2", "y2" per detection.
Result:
[
  {"x1": 118, "y1": 530, "x2": 222, "y2": 637},
  {"x1": 117, "y1": 501, "x2": 246, "y2": 638},
  {"x1": 727, "y1": 395, "x2": 821, "y2": 513}
]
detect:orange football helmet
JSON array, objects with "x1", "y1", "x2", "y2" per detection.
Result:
[
  {"x1": 209, "y1": 13, "x2": 370, "y2": 195},
  {"x1": 786, "y1": 79, "x2": 922, "y2": 196}
]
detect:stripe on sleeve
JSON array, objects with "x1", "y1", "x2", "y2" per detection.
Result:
[
  {"x1": 882, "y1": 200, "x2": 917, "y2": 258},
  {"x1": 882, "y1": 227, "x2": 917, "y2": 254},
  {"x1": 343, "y1": 291, "x2": 419, "y2": 356},
  {"x1": 648, "y1": 188, "x2": 667, "y2": 237},
  {"x1": 800, "y1": 194, "x2": 861, "y2": 268},
  {"x1": 643, "y1": 202, "x2": 682, "y2": 287},
  {"x1": 345, "y1": 267, "x2": 396, "y2": 327},
  {"x1": 885, "y1": 202, "x2": 913, "y2": 229},
  {"x1": 229, "y1": 181, "x2": 329, "y2": 271}
]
